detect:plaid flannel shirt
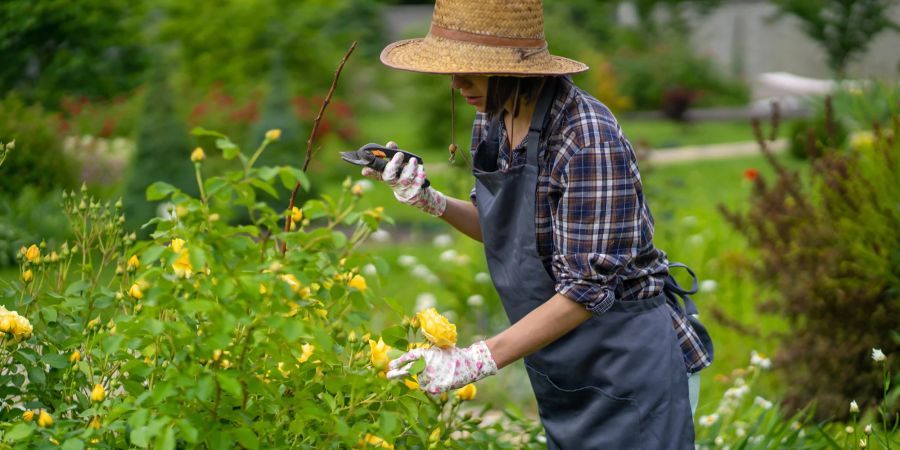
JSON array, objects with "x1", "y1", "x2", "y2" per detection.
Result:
[{"x1": 469, "y1": 78, "x2": 711, "y2": 373}]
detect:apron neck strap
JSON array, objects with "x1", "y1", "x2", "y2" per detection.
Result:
[{"x1": 526, "y1": 77, "x2": 560, "y2": 167}]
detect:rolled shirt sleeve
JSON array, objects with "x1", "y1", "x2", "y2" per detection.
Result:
[{"x1": 552, "y1": 140, "x2": 646, "y2": 314}]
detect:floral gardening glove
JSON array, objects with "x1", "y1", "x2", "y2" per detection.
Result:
[
  {"x1": 361, "y1": 141, "x2": 447, "y2": 217},
  {"x1": 385, "y1": 341, "x2": 498, "y2": 395}
]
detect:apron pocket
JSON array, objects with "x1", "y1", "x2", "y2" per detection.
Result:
[{"x1": 525, "y1": 364, "x2": 642, "y2": 450}]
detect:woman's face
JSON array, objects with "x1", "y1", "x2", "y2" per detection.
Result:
[{"x1": 451, "y1": 74, "x2": 489, "y2": 113}]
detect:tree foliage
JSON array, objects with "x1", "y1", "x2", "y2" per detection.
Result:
[{"x1": 772, "y1": 0, "x2": 900, "y2": 76}]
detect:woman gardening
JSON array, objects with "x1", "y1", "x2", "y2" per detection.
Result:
[{"x1": 364, "y1": 1, "x2": 714, "y2": 448}]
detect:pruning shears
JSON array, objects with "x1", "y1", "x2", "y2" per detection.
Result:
[{"x1": 340, "y1": 143, "x2": 431, "y2": 188}]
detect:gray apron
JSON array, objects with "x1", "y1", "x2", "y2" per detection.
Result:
[{"x1": 472, "y1": 79, "x2": 694, "y2": 449}]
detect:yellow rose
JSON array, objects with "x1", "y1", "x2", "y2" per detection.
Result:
[
  {"x1": 369, "y1": 338, "x2": 391, "y2": 371},
  {"x1": 280, "y1": 274, "x2": 301, "y2": 292},
  {"x1": 265, "y1": 129, "x2": 282, "y2": 141},
  {"x1": 23, "y1": 410, "x2": 34, "y2": 422},
  {"x1": 25, "y1": 244, "x2": 40, "y2": 263},
  {"x1": 291, "y1": 206, "x2": 303, "y2": 223},
  {"x1": 259, "y1": 284, "x2": 268, "y2": 295},
  {"x1": 190, "y1": 147, "x2": 206, "y2": 162},
  {"x1": 90, "y1": 383, "x2": 105, "y2": 402},
  {"x1": 37, "y1": 409, "x2": 53, "y2": 427},
  {"x1": 70, "y1": 350, "x2": 81, "y2": 364},
  {"x1": 455, "y1": 383, "x2": 477, "y2": 401},
  {"x1": 416, "y1": 308, "x2": 457, "y2": 348},
  {"x1": 170, "y1": 238, "x2": 186, "y2": 253},
  {"x1": 362, "y1": 434, "x2": 393, "y2": 449},
  {"x1": 172, "y1": 251, "x2": 194, "y2": 279},
  {"x1": 128, "y1": 284, "x2": 143, "y2": 300},
  {"x1": 298, "y1": 343, "x2": 315, "y2": 363},
  {"x1": 89, "y1": 416, "x2": 101, "y2": 429},
  {"x1": 22, "y1": 269, "x2": 33, "y2": 283},
  {"x1": 348, "y1": 274, "x2": 367, "y2": 291},
  {"x1": 127, "y1": 255, "x2": 141, "y2": 271},
  {"x1": 13, "y1": 314, "x2": 32, "y2": 339}
]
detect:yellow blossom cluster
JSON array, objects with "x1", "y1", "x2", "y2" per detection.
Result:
[
  {"x1": 361, "y1": 434, "x2": 393, "y2": 449},
  {"x1": 170, "y1": 238, "x2": 194, "y2": 279},
  {"x1": 0, "y1": 306, "x2": 33, "y2": 341},
  {"x1": 415, "y1": 308, "x2": 457, "y2": 348}
]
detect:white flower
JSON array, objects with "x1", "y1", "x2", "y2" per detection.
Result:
[
  {"x1": 398, "y1": 255, "x2": 417, "y2": 267},
  {"x1": 850, "y1": 400, "x2": 859, "y2": 414},
  {"x1": 872, "y1": 348, "x2": 885, "y2": 362},
  {"x1": 735, "y1": 428, "x2": 746, "y2": 438},
  {"x1": 714, "y1": 436, "x2": 724, "y2": 446},
  {"x1": 432, "y1": 234, "x2": 453, "y2": 247},
  {"x1": 754, "y1": 396, "x2": 773, "y2": 410},
  {"x1": 791, "y1": 421, "x2": 802, "y2": 431},
  {"x1": 536, "y1": 435, "x2": 547, "y2": 444},
  {"x1": 699, "y1": 280, "x2": 718, "y2": 293},
  {"x1": 467, "y1": 295, "x2": 484, "y2": 307},
  {"x1": 846, "y1": 426, "x2": 854, "y2": 434},
  {"x1": 474, "y1": 272, "x2": 491, "y2": 284},
  {"x1": 734, "y1": 377, "x2": 747, "y2": 387},
  {"x1": 353, "y1": 179, "x2": 374, "y2": 192},
  {"x1": 371, "y1": 229, "x2": 391, "y2": 243},
  {"x1": 864, "y1": 424, "x2": 872, "y2": 435},
  {"x1": 750, "y1": 350, "x2": 772, "y2": 370},
  {"x1": 157, "y1": 202, "x2": 176, "y2": 220},
  {"x1": 425, "y1": 274, "x2": 440, "y2": 284},
  {"x1": 724, "y1": 385, "x2": 749, "y2": 400},
  {"x1": 411, "y1": 264, "x2": 434, "y2": 279},
  {"x1": 362, "y1": 264, "x2": 377, "y2": 277},
  {"x1": 415, "y1": 293, "x2": 437, "y2": 312},
  {"x1": 749, "y1": 436, "x2": 763, "y2": 444},
  {"x1": 699, "y1": 414, "x2": 719, "y2": 427},
  {"x1": 688, "y1": 234, "x2": 705, "y2": 246},
  {"x1": 439, "y1": 249, "x2": 459, "y2": 262},
  {"x1": 859, "y1": 438, "x2": 867, "y2": 448}
]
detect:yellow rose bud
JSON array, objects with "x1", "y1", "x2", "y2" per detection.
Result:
[
  {"x1": 368, "y1": 338, "x2": 391, "y2": 371},
  {"x1": 209, "y1": 213, "x2": 220, "y2": 222},
  {"x1": 298, "y1": 343, "x2": 315, "y2": 363},
  {"x1": 22, "y1": 269, "x2": 33, "y2": 283},
  {"x1": 259, "y1": 284, "x2": 268, "y2": 295},
  {"x1": 455, "y1": 383, "x2": 477, "y2": 401},
  {"x1": 190, "y1": 147, "x2": 206, "y2": 162},
  {"x1": 171, "y1": 238, "x2": 186, "y2": 253},
  {"x1": 265, "y1": 129, "x2": 282, "y2": 141},
  {"x1": 25, "y1": 244, "x2": 40, "y2": 263},
  {"x1": 429, "y1": 427, "x2": 442, "y2": 443},
  {"x1": 23, "y1": 410, "x2": 35, "y2": 422},
  {"x1": 37, "y1": 409, "x2": 53, "y2": 427},
  {"x1": 70, "y1": 350, "x2": 81, "y2": 364},
  {"x1": 416, "y1": 308, "x2": 457, "y2": 348},
  {"x1": 351, "y1": 184, "x2": 364, "y2": 196},
  {"x1": 128, "y1": 284, "x2": 143, "y2": 300},
  {"x1": 127, "y1": 255, "x2": 140, "y2": 272},
  {"x1": 212, "y1": 349, "x2": 222, "y2": 362},
  {"x1": 89, "y1": 416, "x2": 101, "y2": 429},
  {"x1": 49, "y1": 252, "x2": 59, "y2": 263},
  {"x1": 90, "y1": 383, "x2": 105, "y2": 402},
  {"x1": 348, "y1": 274, "x2": 367, "y2": 291},
  {"x1": 291, "y1": 206, "x2": 303, "y2": 223}
]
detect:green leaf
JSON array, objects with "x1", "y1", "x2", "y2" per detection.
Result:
[
  {"x1": 130, "y1": 426, "x2": 152, "y2": 448},
  {"x1": 27, "y1": 366, "x2": 46, "y2": 385},
  {"x1": 195, "y1": 375, "x2": 214, "y2": 402},
  {"x1": 154, "y1": 426, "x2": 175, "y2": 450},
  {"x1": 177, "y1": 419, "x2": 200, "y2": 443},
  {"x1": 408, "y1": 357, "x2": 426, "y2": 375},
  {"x1": 43, "y1": 353, "x2": 69, "y2": 369},
  {"x1": 140, "y1": 245, "x2": 166, "y2": 266},
  {"x1": 331, "y1": 231, "x2": 348, "y2": 247},
  {"x1": 278, "y1": 167, "x2": 310, "y2": 191},
  {"x1": 233, "y1": 427, "x2": 259, "y2": 450},
  {"x1": 249, "y1": 178, "x2": 279, "y2": 199},
  {"x1": 61, "y1": 438, "x2": 85, "y2": 450},
  {"x1": 380, "y1": 325, "x2": 408, "y2": 349},
  {"x1": 216, "y1": 373, "x2": 242, "y2": 398},
  {"x1": 146, "y1": 182, "x2": 178, "y2": 201},
  {"x1": 216, "y1": 139, "x2": 240, "y2": 160},
  {"x1": 65, "y1": 280, "x2": 91, "y2": 297},
  {"x1": 4, "y1": 423, "x2": 33, "y2": 441},
  {"x1": 190, "y1": 127, "x2": 227, "y2": 139}
]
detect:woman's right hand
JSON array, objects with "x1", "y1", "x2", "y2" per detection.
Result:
[{"x1": 362, "y1": 141, "x2": 447, "y2": 217}]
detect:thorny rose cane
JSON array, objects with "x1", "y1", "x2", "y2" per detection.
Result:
[{"x1": 281, "y1": 41, "x2": 358, "y2": 256}]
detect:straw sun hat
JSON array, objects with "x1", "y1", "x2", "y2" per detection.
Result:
[{"x1": 380, "y1": 0, "x2": 589, "y2": 76}]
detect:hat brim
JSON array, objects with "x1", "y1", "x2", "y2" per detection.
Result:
[{"x1": 380, "y1": 36, "x2": 589, "y2": 76}]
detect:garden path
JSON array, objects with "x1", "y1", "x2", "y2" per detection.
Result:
[{"x1": 645, "y1": 139, "x2": 786, "y2": 166}]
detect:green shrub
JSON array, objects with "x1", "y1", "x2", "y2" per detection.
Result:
[
  {"x1": 721, "y1": 112, "x2": 900, "y2": 420},
  {"x1": 0, "y1": 95, "x2": 77, "y2": 195},
  {"x1": 0, "y1": 187, "x2": 71, "y2": 268},
  {"x1": 123, "y1": 62, "x2": 196, "y2": 233}
]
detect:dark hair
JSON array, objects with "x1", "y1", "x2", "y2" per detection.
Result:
[{"x1": 485, "y1": 76, "x2": 548, "y2": 117}]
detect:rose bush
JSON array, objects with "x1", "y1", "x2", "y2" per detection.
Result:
[{"x1": 0, "y1": 131, "x2": 543, "y2": 448}]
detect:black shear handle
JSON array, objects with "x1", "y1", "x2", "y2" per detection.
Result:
[{"x1": 340, "y1": 143, "x2": 430, "y2": 188}]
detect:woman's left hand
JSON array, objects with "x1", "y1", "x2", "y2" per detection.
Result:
[{"x1": 386, "y1": 341, "x2": 498, "y2": 394}]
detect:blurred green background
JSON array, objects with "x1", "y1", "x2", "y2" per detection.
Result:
[{"x1": 1, "y1": 0, "x2": 898, "y2": 443}]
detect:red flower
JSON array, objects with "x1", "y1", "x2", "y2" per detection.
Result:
[{"x1": 743, "y1": 168, "x2": 759, "y2": 181}]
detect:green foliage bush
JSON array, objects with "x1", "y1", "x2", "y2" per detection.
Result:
[
  {"x1": 0, "y1": 129, "x2": 542, "y2": 449},
  {"x1": 0, "y1": 96, "x2": 77, "y2": 195},
  {"x1": 123, "y1": 63, "x2": 196, "y2": 233},
  {"x1": 722, "y1": 112, "x2": 900, "y2": 420},
  {"x1": 0, "y1": 188, "x2": 71, "y2": 269}
]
